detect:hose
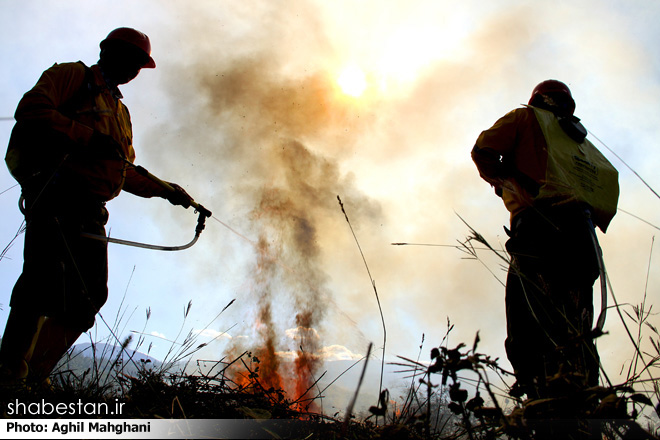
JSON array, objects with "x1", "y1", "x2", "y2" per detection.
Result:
[
  {"x1": 82, "y1": 205, "x2": 211, "y2": 251},
  {"x1": 82, "y1": 232, "x2": 200, "y2": 251},
  {"x1": 21, "y1": 193, "x2": 210, "y2": 251},
  {"x1": 585, "y1": 210, "x2": 608, "y2": 332},
  {"x1": 83, "y1": 161, "x2": 212, "y2": 251},
  {"x1": 18, "y1": 159, "x2": 213, "y2": 251},
  {"x1": 80, "y1": 232, "x2": 199, "y2": 251}
]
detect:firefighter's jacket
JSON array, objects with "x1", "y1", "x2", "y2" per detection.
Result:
[
  {"x1": 472, "y1": 106, "x2": 619, "y2": 232},
  {"x1": 6, "y1": 62, "x2": 167, "y2": 202}
]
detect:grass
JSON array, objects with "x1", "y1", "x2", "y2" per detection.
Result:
[
  {"x1": 2, "y1": 297, "x2": 659, "y2": 439},
  {"x1": 1, "y1": 207, "x2": 659, "y2": 439},
  {"x1": 5, "y1": 315, "x2": 656, "y2": 439}
]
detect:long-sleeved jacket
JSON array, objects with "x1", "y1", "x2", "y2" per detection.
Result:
[
  {"x1": 6, "y1": 61, "x2": 167, "y2": 202},
  {"x1": 472, "y1": 106, "x2": 619, "y2": 231}
]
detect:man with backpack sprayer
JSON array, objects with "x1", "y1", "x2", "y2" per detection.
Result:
[
  {"x1": 1, "y1": 28, "x2": 199, "y2": 385},
  {"x1": 471, "y1": 80, "x2": 619, "y2": 401}
]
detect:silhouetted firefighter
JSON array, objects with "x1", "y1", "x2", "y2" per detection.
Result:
[
  {"x1": 471, "y1": 80, "x2": 619, "y2": 401},
  {"x1": 1, "y1": 28, "x2": 195, "y2": 385}
]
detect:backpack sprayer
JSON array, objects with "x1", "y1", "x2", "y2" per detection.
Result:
[{"x1": 81, "y1": 162, "x2": 212, "y2": 251}]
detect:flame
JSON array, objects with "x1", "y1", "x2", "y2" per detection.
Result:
[
  {"x1": 226, "y1": 146, "x2": 331, "y2": 412},
  {"x1": 292, "y1": 313, "x2": 322, "y2": 412},
  {"x1": 203, "y1": 53, "x2": 378, "y2": 414}
]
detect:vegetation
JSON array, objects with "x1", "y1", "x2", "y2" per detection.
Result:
[
  {"x1": 1, "y1": 203, "x2": 658, "y2": 439},
  {"x1": 2, "y1": 315, "x2": 658, "y2": 439}
]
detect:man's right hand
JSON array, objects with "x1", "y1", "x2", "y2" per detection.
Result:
[{"x1": 166, "y1": 183, "x2": 194, "y2": 209}]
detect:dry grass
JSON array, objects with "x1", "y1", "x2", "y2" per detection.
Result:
[{"x1": 1, "y1": 207, "x2": 659, "y2": 439}]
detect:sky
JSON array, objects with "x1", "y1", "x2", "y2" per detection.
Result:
[{"x1": 1, "y1": 0, "x2": 660, "y2": 411}]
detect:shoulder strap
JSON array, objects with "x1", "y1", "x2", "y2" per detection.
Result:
[{"x1": 59, "y1": 62, "x2": 101, "y2": 114}]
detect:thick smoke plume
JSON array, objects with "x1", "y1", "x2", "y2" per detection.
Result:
[
  {"x1": 140, "y1": 1, "x2": 660, "y2": 401},
  {"x1": 180, "y1": 52, "x2": 381, "y2": 403}
]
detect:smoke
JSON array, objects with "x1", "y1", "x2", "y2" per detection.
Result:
[
  {"x1": 133, "y1": 0, "x2": 660, "y2": 399},
  {"x1": 232, "y1": 136, "x2": 379, "y2": 402},
  {"x1": 150, "y1": 8, "x2": 382, "y2": 400},
  {"x1": 145, "y1": 2, "x2": 560, "y2": 379},
  {"x1": 0, "y1": 0, "x2": 659, "y2": 417}
]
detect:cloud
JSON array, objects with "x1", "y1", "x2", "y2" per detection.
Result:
[
  {"x1": 150, "y1": 330, "x2": 166, "y2": 339},
  {"x1": 275, "y1": 344, "x2": 363, "y2": 362},
  {"x1": 285, "y1": 326, "x2": 320, "y2": 341},
  {"x1": 319, "y1": 344, "x2": 364, "y2": 361},
  {"x1": 194, "y1": 328, "x2": 232, "y2": 340}
]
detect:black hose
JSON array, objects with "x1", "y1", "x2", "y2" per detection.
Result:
[
  {"x1": 82, "y1": 209, "x2": 210, "y2": 251},
  {"x1": 585, "y1": 211, "x2": 608, "y2": 332}
]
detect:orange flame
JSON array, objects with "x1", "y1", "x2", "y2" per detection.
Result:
[{"x1": 225, "y1": 143, "x2": 337, "y2": 414}]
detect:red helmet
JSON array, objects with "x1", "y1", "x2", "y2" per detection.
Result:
[
  {"x1": 528, "y1": 80, "x2": 575, "y2": 114},
  {"x1": 100, "y1": 27, "x2": 156, "y2": 68}
]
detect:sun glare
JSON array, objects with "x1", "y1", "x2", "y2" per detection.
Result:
[{"x1": 337, "y1": 65, "x2": 368, "y2": 98}]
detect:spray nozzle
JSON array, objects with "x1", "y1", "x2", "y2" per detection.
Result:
[{"x1": 193, "y1": 203, "x2": 212, "y2": 235}]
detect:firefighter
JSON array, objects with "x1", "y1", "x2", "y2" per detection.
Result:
[
  {"x1": 471, "y1": 80, "x2": 619, "y2": 400},
  {"x1": 0, "y1": 28, "x2": 194, "y2": 384}
]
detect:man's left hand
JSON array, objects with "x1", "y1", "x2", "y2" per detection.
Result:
[{"x1": 166, "y1": 183, "x2": 193, "y2": 208}]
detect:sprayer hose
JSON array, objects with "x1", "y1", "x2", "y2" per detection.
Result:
[
  {"x1": 81, "y1": 231, "x2": 200, "y2": 251},
  {"x1": 588, "y1": 224, "x2": 608, "y2": 332}
]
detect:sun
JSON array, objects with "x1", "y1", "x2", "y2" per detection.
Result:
[{"x1": 337, "y1": 65, "x2": 368, "y2": 98}]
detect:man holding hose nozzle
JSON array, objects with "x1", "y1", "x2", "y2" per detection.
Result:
[
  {"x1": 471, "y1": 80, "x2": 619, "y2": 405},
  {"x1": 1, "y1": 28, "x2": 195, "y2": 386}
]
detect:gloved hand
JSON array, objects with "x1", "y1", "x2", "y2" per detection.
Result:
[
  {"x1": 88, "y1": 131, "x2": 123, "y2": 159},
  {"x1": 166, "y1": 183, "x2": 193, "y2": 209}
]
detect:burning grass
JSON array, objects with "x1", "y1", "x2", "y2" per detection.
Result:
[
  {"x1": 1, "y1": 348, "x2": 377, "y2": 439},
  {"x1": 3, "y1": 323, "x2": 658, "y2": 440},
  {"x1": 1, "y1": 203, "x2": 659, "y2": 439}
]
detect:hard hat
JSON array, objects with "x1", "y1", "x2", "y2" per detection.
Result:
[
  {"x1": 528, "y1": 80, "x2": 575, "y2": 114},
  {"x1": 100, "y1": 27, "x2": 156, "y2": 68}
]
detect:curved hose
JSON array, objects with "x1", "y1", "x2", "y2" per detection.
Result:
[
  {"x1": 82, "y1": 208, "x2": 210, "y2": 251},
  {"x1": 17, "y1": 158, "x2": 213, "y2": 251},
  {"x1": 22, "y1": 194, "x2": 210, "y2": 251},
  {"x1": 81, "y1": 230, "x2": 200, "y2": 251},
  {"x1": 585, "y1": 211, "x2": 608, "y2": 332}
]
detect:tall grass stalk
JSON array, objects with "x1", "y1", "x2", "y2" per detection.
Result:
[
  {"x1": 343, "y1": 342, "x2": 373, "y2": 434},
  {"x1": 338, "y1": 195, "x2": 387, "y2": 418},
  {"x1": 0, "y1": 220, "x2": 25, "y2": 263},
  {"x1": 626, "y1": 238, "x2": 656, "y2": 379}
]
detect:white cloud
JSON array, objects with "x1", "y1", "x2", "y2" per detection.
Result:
[
  {"x1": 194, "y1": 328, "x2": 232, "y2": 340},
  {"x1": 319, "y1": 345, "x2": 364, "y2": 361},
  {"x1": 274, "y1": 344, "x2": 363, "y2": 362},
  {"x1": 285, "y1": 326, "x2": 320, "y2": 341},
  {"x1": 150, "y1": 330, "x2": 166, "y2": 339}
]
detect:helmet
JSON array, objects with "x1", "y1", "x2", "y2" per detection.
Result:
[
  {"x1": 528, "y1": 80, "x2": 575, "y2": 115},
  {"x1": 100, "y1": 27, "x2": 156, "y2": 68}
]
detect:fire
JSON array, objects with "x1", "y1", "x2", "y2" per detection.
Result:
[
  {"x1": 292, "y1": 313, "x2": 322, "y2": 412},
  {"x1": 225, "y1": 145, "x2": 331, "y2": 413},
  {"x1": 197, "y1": 39, "x2": 381, "y2": 417}
]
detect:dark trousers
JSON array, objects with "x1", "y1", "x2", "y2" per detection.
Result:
[
  {"x1": 9, "y1": 191, "x2": 109, "y2": 332},
  {"x1": 504, "y1": 206, "x2": 601, "y2": 400}
]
